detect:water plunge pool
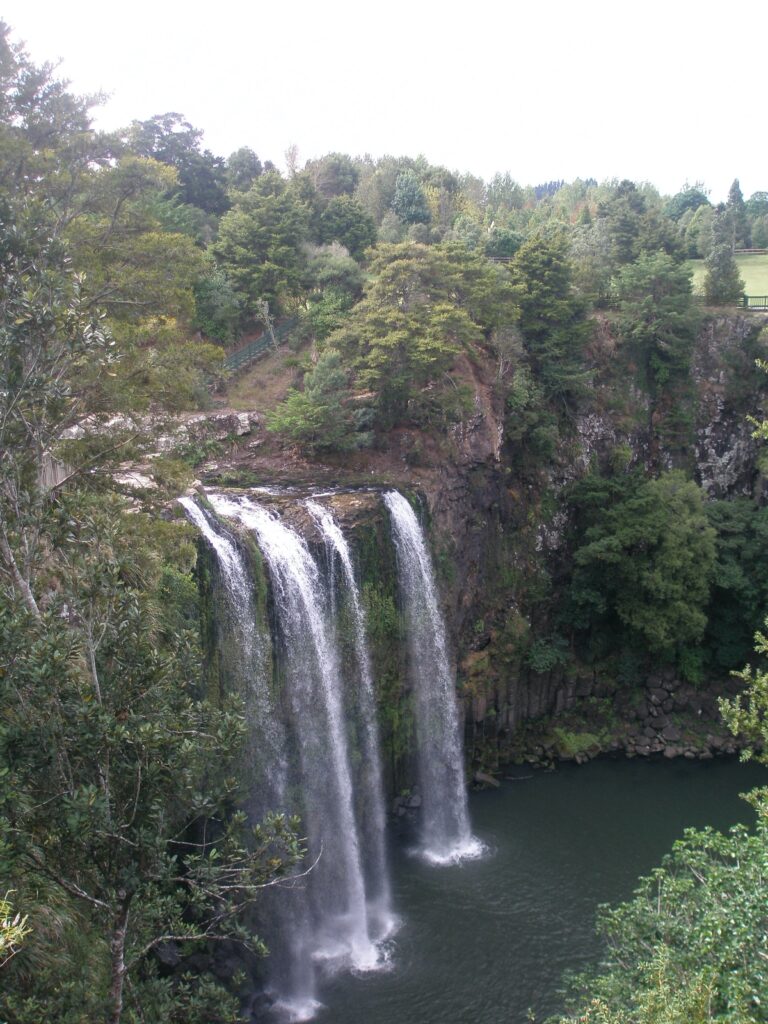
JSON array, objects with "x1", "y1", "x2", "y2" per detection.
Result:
[{"x1": 314, "y1": 756, "x2": 766, "y2": 1024}]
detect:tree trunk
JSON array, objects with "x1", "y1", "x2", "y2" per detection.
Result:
[
  {"x1": 0, "y1": 517, "x2": 40, "y2": 618},
  {"x1": 108, "y1": 896, "x2": 130, "y2": 1024}
]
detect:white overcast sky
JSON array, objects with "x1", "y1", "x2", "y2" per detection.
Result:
[{"x1": 3, "y1": 0, "x2": 765, "y2": 202}]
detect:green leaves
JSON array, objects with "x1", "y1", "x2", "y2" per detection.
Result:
[
  {"x1": 0, "y1": 891, "x2": 29, "y2": 969},
  {"x1": 509, "y1": 232, "x2": 591, "y2": 405},
  {"x1": 555, "y1": 816, "x2": 768, "y2": 1024},
  {"x1": 615, "y1": 252, "x2": 699, "y2": 396},
  {"x1": 565, "y1": 471, "x2": 716, "y2": 666},
  {"x1": 323, "y1": 241, "x2": 519, "y2": 430},
  {"x1": 266, "y1": 348, "x2": 364, "y2": 453},
  {"x1": 0, "y1": 499, "x2": 301, "y2": 1020},
  {"x1": 213, "y1": 171, "x2": 310, "y2": 318}
]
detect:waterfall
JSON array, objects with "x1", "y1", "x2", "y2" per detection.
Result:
[
  {"x1": 181, "y1": 487, "x2": 479, "y2": 1020},
  {"x1": 383, "y1": 491, "x2": 482, "y2": 865},
  {"x1": 305, "y1": 500, "x2": 395, "y2": 939},
  {"x1": 178, "y1": 497, "x2": 286, "y2": 799},
  {"x1": 207, "y1": 493, "x2": 387, "y2": 1019},
  {"x1": 178, "y1": 498, "x2": 314, "y2": 1014}
]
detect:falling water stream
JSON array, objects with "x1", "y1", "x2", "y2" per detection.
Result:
[
  {"x1": 305, "y1": 500, "x2": 396, "y2": 939},
  {"x1": 207, "y1": 493, "x2": 391, "y2": 1019},
  {"x1": 178, "y1": 497, "x2": 286, "y2": 796},
  {"x1": 383, "y1": 491, "x2": 482, "y2": 865},
  {"x1": 182, "y1": 489, "x2": 481, "y2": 1019}
]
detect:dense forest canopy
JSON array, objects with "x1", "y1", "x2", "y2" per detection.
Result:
[{"x1": 1, "y1": 19, "x2": 768, "y2": 1024}]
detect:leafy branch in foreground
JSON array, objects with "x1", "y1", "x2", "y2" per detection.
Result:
[
  {"x1": 0, "y1": 893, "x2": 29, "y2": 968},
  {"x1": 0, "y1": 499, "x2": 304, "y2": 1024}
]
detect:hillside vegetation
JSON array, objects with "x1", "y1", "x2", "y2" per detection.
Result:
[{"x1": 1, "y1": 18, "x2": 768, "y2": 1024}]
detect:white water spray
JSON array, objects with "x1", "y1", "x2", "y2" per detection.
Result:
[
  {"x1": 306, "y1": 500, "x2": 397, "y2": 940},
  {"x1": 384, "y1": 491, "x2": 483, "y2": 865},
  {"x1": 208, "y1": 494, "x2": 387, "y2": 992}
]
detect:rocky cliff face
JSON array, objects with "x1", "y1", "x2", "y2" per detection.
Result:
[
  {"x1": 193, "y1": 312, "x2": 768, "y2": 771},
  {"x1": 411, "y1": 312, "x2": 768, "y2": 764}
]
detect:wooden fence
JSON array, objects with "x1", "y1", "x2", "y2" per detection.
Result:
[
  {"x1": 224, "y1": 318, "x2": 298, "y2": 373},
  {"x1": 39, "y1": 453, "x2": 72, "y2": 493}
]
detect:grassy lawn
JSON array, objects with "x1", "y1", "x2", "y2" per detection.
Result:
[{"x1": 688, "y1": 253, "x2": 768, "y2": 296}]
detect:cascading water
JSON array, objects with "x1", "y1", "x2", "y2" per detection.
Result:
[
  {"x1": 181, "y1": 487, "x2": 480, "y2": 1019},
  {"x1": 178, "y1": 497, "x2": 286, "y2": 804},
  {"x1": 207, "y1": 493, "x2": 387, "y2": 1019},
  {"x1": 305, "y1": 500, "x2": 395, "y2": 940},
  {"x1": 178, "y1": 498, "x2": 313, "y2": 1012},
  {"x1": 383, "y1": 491, "x2": 482, "y2": 865}
]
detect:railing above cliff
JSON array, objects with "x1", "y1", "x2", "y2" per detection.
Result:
[
  {"x1": 223, "y1": 317, "x2": 298, "y2": 373},
  {"x1": 742, "y1": 295, "x2": 768, "y2": 309}
]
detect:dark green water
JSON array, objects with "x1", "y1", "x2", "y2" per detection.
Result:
[{"x1": 317, "y1": 757, "x2": 766, "y2": 1024}]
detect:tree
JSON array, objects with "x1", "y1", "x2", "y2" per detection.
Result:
[
  {"x1": 63, "y1": 156, "x2": 207, "y2": 325},
  {"x1": 752, "y1": 215, "x2": 768, "y2": 249},
  {"x1": 485, "y1": 172, "x2": 526, "y2": 220},
  {"x1": 0, "y1": 894, "x2": 29, "y2": 969},
  {"x1": 317, "y1": 194, "x2": 376, "y2": 258},
  {"x1": 304, "y1": 243, "x2": 364, "y2": 300},
  {"x1": 565, "y1": 471, "x2": 716, "y2": 666},
  {"x1": 615, "y1": 251, "x2": 699, "y2": 396},
  {"x1": 596, "y1": 180, "x2": 680, "y2": 270},
  {"x1": 596, "y1": 179, "x2": 648, "y2": 266},
  {"x1": 0, "y1": 21, "x2": 118, "y2": 234},
  {"x1": 746, "y1": 191, "x2": 768, "y2": 247},
  {"x1": 126, "y1": 113, "x2": 229, "y2": 216},
  {"x1": 267, "y1": 348, "x2": 363, "y2": 452},
  {"x1": 509, "y1": 232, "x2": 591, "y2": 405},
  {"x1": 0, "y1": 127, "x2": 298, "y2": 1019},
  {"x1": 664, "y1": 184, "x2": 709, "y2": 222},
  {"x1": 683, "y1": 202, "x2": 715, "y2": 258},
  {"x1": 570, "y1": 218, "x2": 614, "y2": 304},
  {"x1": 0, "y1": 498, "x2": 302, "y2": 1024},
  {"x1": 354, "y1": 156, "x2": 411, "y2": 223},
  {"x1": 704, "y1": 499, "x2": 768, "y2": 670},
  {"x1": 485, "y1": 225, "x2": 523, "y2": 259},
  {"x1": 721, "y1": 398, "x2": 768, "y2": 765},
  {"x1": 212, "y1": 171, "x2": 310, "y2": 318},
  {"x1": 329, "y1": 242, "x2": 519, "y2": 428},
  {"x1": 553, "y1": 819, "x2": 768, "y2": 1024},
  {"x1": 305, "y1": 151, "x2": 359, "y2": 200},
  {"x1": 391, "y1": 169, "x2": 431, "y2": 225},
  {"x1": 225, "y1": 146, "x2": 263, "y2": 192},
  {"x1": 193, "y1": 258, "x2": 242, "y2": 343},
  {"x1": 726, "y1": 178, "x2": 749, "y2": 250},
  {"x1": 556, "y1": 604, "x2": 768, "y2": 1024},
  {"x1": 704, "y1": 244, "x2": 744, "y2": 304}
]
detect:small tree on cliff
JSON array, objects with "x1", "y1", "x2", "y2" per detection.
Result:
[
  {"x1": 704, "y1": 244, "x2": 745, "y2": 304},
  {"x1": 267, "y1": 347, "x2": 364, "y2": 452}
]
